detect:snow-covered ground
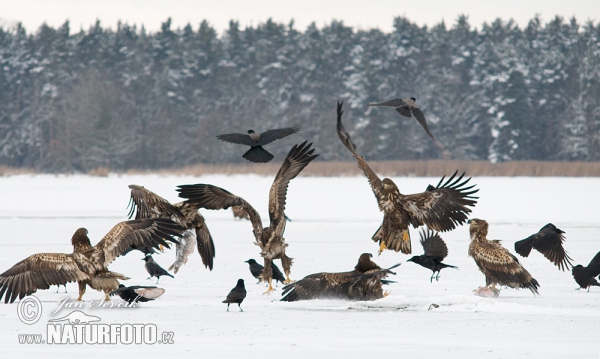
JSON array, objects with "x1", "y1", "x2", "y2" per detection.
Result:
[{"x1": 0, "y1": 174, "x2": 598, "y2": 358}]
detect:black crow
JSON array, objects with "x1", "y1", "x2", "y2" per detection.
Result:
[
  {"x1": 109, "y1": 284, "x2": 166, "y2": 303},
  {"x1": 514, "y1": 223, "x2": 573, "y2": 271},
  {"x1": 368, "y1": 97, "x2": 434, "y2": 139},
  {"x1": 223, "y1": 279, "x2": 247, "y2": 312},
  {"x1": 216, "y1": 125, "x2": 301, "y2": 163},
  {"x1": 244, "y1": 259, "x2": 286, "y2": 286},
  {"x1": 572, "y1": 251, "x2": 600, "y2": 291},
  {"x1": 407, "y1": 229, "x2": 458, "y2": 282},
  {"x1": 142, "y1": 255, "x2": 174, "y2": 283}
]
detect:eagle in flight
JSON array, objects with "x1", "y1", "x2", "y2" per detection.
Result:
[
  {"x1": 127, "y1": 184, "x2": 216, "y2": 273},
  {"x1": 280, "y1": 253, "x2": 399, "y2": 302},
  {"x1": 0, "y1": 218, "x2": 182, "y2": 303},
  {"x1": 468, "y1": 218, "x2": 540, "y2": 297},
  {"x1": 336, "y1": 101, "x2": 479, "y2": 254},
  {"x1": 177, "y1": 141, "x2": 318, "y2": 293}
]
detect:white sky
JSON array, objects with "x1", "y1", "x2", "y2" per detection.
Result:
[{"x1": 0, "y1": 0, "x2": 598, "y2": 34}]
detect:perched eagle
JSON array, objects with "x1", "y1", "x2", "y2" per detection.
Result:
[
  {"x1": 514, "y1": 223, "x2": 573, "y2": 271},
  {"x1": 128, "y1": 184, "x2": 215, "y2": 273},
  {"x1": 280, "y1": 253, "x2": 399, "y2": 302},
  {"x1": 0, "y1": 218, "x2": 182, "y2": 303},
  {"x1": 572, "y1": 251, "x2": 600, "y2": 291},
  {"x1": 109, "y1": 284, "x2": 166, "y2": 304},
  {"x1": 368, "y1": 97, "x2": 434, "y2": 140},
  {"x1": 177, "y1": 141, "x2": 319, "y2": 293},
  {"x1": 468, "y1": 218, "x2": 540, "y2": 296},
  {"x1": 407, "y1": 229, "x2": 458, "y2": 282},
  {"x1": 336, "y1": 101, "x2": 479, "y2": 255},
  {"x1": 216, "y1": 125, "x2": 301, "y2": 163}
]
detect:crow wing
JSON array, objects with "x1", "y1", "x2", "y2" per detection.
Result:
[
  {"x1": 586, "y1": 251, "x2": 600, "y2": 277},
  {"x1": 368, "y1": 98, "x2": 406, "y2": 108},
  {"x1": 257, "y1": 125, "x2": 301, "y2": 145},
  {"x1": 409, "y1": 107, "x2": 434, "y2": 139},
  {"x1": 215, "y1": 133, "x2": 256, "y2": 146},
  {"x1": 515, "y1": 224, "x2": 573, "y2": 271},
  {"x1": 419, "y1": 228, "x2": 448, "y2": 260}
]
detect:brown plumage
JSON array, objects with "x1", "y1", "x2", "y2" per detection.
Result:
[
  {"x1": 280, "y1": 253, "x2": 399, "y2": 302},
  {"x1": 368, "y1": 97, "x2": 434, "y2": 140},
  {"x1": 232, "y1": 205, "x2": 250, "y2": 220},
  {"x1": 177, "y1": 141, "x2": 319, "y2": 294},
  {"x1": 0, "y1": 218, "x2": 183, "y2": 303},
  {"x1": 337, "y1": 101, "x2": 479, "y2": 255},
  {"x1": 468, "y1": 218, "x2": 540, "y2": 296},
  {"x1": 128, "y1": 184, "x2": 215, "y2": 273},
  {"x1": 514, "y1": 223, "x2": 573, "y2": 271}
]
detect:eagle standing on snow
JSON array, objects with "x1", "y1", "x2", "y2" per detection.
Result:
[
  {"x1": 280, "y1": 253, "x2": 399, "y2": 302},
  {"x1": 177, "y1": 141, "x2": 319, "y2": 293},
  {"x1": 216, "y1": 125, "x2": 301, "y2": 163},
  {"x1": 336, "y1": 101, "x2": 479, "y2": 255},
  {"x1": 514, "y1": 223, "x2": 573, "y2": 271},
  {"x1": 467, "y1": 218, "x2": 540, "y2": 296},
  {"x1": 0, "y1": 218, "x2": 182, "y2": 303},
  {"x1": 127, "y1": 184, "x2": 215, "y2": 273}
]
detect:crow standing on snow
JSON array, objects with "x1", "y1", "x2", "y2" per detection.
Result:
[
  {"x1": 223, "y1": 279, "x2": 247, "y2": 312},
  {"x1": 572, "y1": 251, "x2": 600, "y2": 291},
  {"x1": 143, "y1": 255, "x2": 174, "y2": 283},
  {"x1": 407, "y1": 229, "x2": 458, "y2": 282},
  {"x1": 216, "y1": 125, "x2": 301, "y2": 163},
  {"x1": 244, "y1": 259, "x2": 286, "y2": 286}
]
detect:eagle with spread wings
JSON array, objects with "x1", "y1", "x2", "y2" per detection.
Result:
[
  {"x1": 0, "y1": 218, "x2": 182, "y2": 303},
  {"x1": 468, "y1": 218, "x2": 540, "y2": 296},
  {"x1": 127, "y1": 184, "x2": 215, "y2": 273},
  {"x1": 177, "y1": 141, "x2": 318, "y2": 293},
  {"x1": 336, "y1": 101, "x2": 479, "y2": 255},
  {"x1": 280, "y1": 253, "x2": 399, "y2": 302}
]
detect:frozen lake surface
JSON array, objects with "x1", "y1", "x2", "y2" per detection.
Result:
[{"x1": 0, "y1": 174, "x2": 598, "y2": 358}]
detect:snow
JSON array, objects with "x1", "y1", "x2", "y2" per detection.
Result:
[{"x1": 0, "y1": 174, "x2": 599, "y2": 358}]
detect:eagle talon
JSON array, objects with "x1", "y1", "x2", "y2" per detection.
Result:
[
  {"x1": 383, "y1": 290, "x2": 391, "y2": 297},
  {"x1": 378, "y1": 241, "x2": 388, "y2": 255}
]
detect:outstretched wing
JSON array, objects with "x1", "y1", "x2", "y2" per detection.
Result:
[
  {"x1": 268, "y1": 141, "x2": 319, "y2": 237},
  {"x1": 91, "y1": 218, "x2": 183, "y2": 268},
  {"x1": 280, "y1": 271, "x2": 354, "y2": 302},
  {"x1": 127, "y1": 185, "x2": 185, "y2": 222},
  {"x1": 195, "y1": 217, "x2": 216, "y2": 271},
  {"x1": 258, "y1": 125, "x2": 301, "y2": 146},
  {"x1": 0, "y1": 253, "x2": 90, "y2": 303},
  {"x1": 419, "y1": 228, "x2": 448, "y2": 260},
  {"x1": 216, "y1": 133, "x2": 255, "y2": 146},
  {"x1": 586, "y1": 251, "x2": 600, "y2": 277},
  {"x1": 401, "y1": 171, "x2": 479, "y2": 232},
  {"x1": 368, "y1": 98, "x2": 405, "y2": 108},
  {"x1": 176, "y1": 184, "x2": 264, "y2": 244},
  {"x1": 336, "y1": 101, "x2": 383, "y2": 203},
  {"x1": 515, "y1": 224, "x2": 573, "y2": 271},
  {"x1": 409, "y1": 107, "x2": 434, "y2": 139}
]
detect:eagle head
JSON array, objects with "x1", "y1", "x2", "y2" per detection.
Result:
[
  {"x1": 468, "y1": 218, "x2": 488, "y2": 240},
  {"x1": 71, "y1": 228, "x2": 92, "y2": 252},
  {"x1": 381, "y1": 178, "x2": 398, "y2": 193}
]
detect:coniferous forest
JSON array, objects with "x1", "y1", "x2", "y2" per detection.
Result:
[{"x1": 0, "y1": 15, "x2": 599, "y2": 172}]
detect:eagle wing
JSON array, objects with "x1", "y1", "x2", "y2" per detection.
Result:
[
  {"x1": 267, "y1": 141, "x2": 319, "y2": 237},
  {"x1": 514, "y1": 224, "x2": 573, "y2": 271},
  {"x1": 0, "y1": 253, "x2": 90, "y2": 303},
  {"x1": 280, "y1": 271, "x2": 357, "y2": 301},
  {"x1": 91, "y1": 218, "x2": 183, "y2": 269},
  {"x1": 419, "y1": 228, "x2": 448, "y2": 260},
  {"x1": 258, "y1": 125, "x2": 301, "y2": 145},
  {"x1": 336, "y1": 101, "x2": 383, "y2": 202},
  {"x1": 127, "y1": 185, "x2": 185, "y2": 222},
  {"x1": 346, "y1": 269, "x2": 392, "y2": 301},
  {"x1": 215, "y1": 133, "x2": 256, "y2": 146},
  {"x1": 195, "y1": 216, "x2": 216, "y2": 271},
  {"x1": 401, "y1": 171, "x2": 478, "y2": 232},
  {"x1": 176, "y1": 183, "x2": 264, "y2": 245}
]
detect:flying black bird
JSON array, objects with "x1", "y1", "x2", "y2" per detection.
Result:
[
  {"x1": 244, "y1": 259, "x2": 286, "y2": 286},
  {"x1": 223, "y1": 279, "x2": 247, "y2": 312},
  {"x1": 368, "y1": 97, "x2": 434, "y2": 139},
  {"x1": 514, "y1": 223, "x2": 573, "y2": 271},
  {"x1": 572, "y1": 251, "x2": 600, "y2": 291},
  {"x1": 337, "y1": 101, "x2": 478, "y2": 255},
  {"x1": 407, "y1": 229, "x2": 458, "y2": 282},
  {"x1": 109, "y1": 284, "x2": 166, "y2": 304},
  {"x1": 142, "y1": 255, "x2": 174, "y2": 284},
  {"x1": 177, "y1": 141, "x2": 319, "y2": 294},
  {"x1": 216, "y1": 125, "x2": 301, "y2": 163}
]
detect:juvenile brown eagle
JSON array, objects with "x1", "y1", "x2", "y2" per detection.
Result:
[
  {"x1": 0, "y1": 218, "x2": 182, "y2": 303},
  {"x1": 407, "y1": 229, "x2": 458, "y2": 282},
  {"x1": 337, "y1": 101, "x2": 479, "y2": 255},
  {"x1": 128, "y1": 184, "x2": 215, "y2": 273},
  {"x1": 280, "y1": 253, "x2": 399, "y2": 302},
  {"x1": 468, "y1": 218, "x2": 540, "y2": 296},
  {"x1": 177, "y1": 141, "x2": 318, "y2": 293},
  {"x1": 514, "y1": 223, "x2": 573, "y2": 271},
  {"x1": 572, "y1": 251, "x2": 600, "y2": 291},
  {"x1": 368, "y1": 97, "x2": 434, "y2": 140},
  {"x1": 216, "y1": 125, "x2": 301, "y2": 163}
]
